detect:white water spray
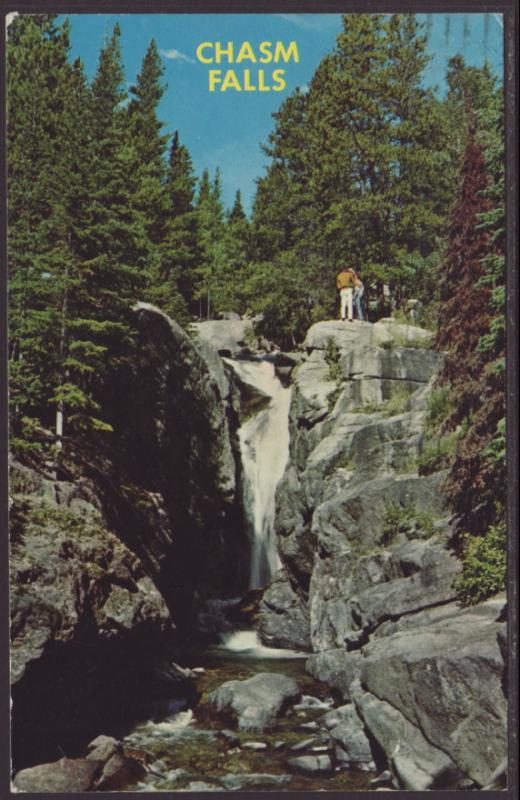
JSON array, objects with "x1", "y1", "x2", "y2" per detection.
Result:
[{"x1": 228, "y1": 360, "x2": 291, "y2": 590}]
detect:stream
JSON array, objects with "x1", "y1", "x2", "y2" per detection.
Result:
[
  {"x1": 121, "y1": 359, "x2": 372, "y2": 791},
  {"x1": 123, "y1": 637, "x2": 372, "y2": 792}
]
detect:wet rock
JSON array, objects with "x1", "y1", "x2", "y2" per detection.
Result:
[
  {"x1": 95, "y1": 752, "x2": 146, "y2": 791},
  {"x1": 299, "y1": 721, "x2": 319, "y2": 731},
  {"x1": 185, "y1": 780, "x2": 224, "y2": 791},
  {"x1": 13, "y1": 757, "x2": 103, "y2": 792},
  {"x1": 217, "y1": 729, "x2": 240, "y2": 747},
  {"x1": 258, "y1": 570, "x2": 311, "y2": 650},
  {"x1": 287, "y1": 755, "x2": 333, "y2": 774},
  {"x1": 329, "y1": 706, "x2": 374, "y2": 767},
  {"x1": 208, "y1": 672, "x2": 300, "y2": 731},
  {"x1": 242, "y1": 741, "x2": 268, "y2": 751},
  {"x1": 290, "y1": 737, "x2": 320, "y2": 752},
  {"x1": 370, "y1": 770, "x2": 395, "y2": 788},
  {"x1": 294, "y1": 694, "x2": 333, "y2": 711},
  {"x1": 318, "y1": 703, "x2": 358, "y2": 731},
  {"x1": 86, "y1": 734, "x2": 122, "y2": 761},
  {"x1": 219, "y1": 773, "x2": 291, "y2": 790}
]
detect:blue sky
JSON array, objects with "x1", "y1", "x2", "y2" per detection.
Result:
[{"x1": 61, "y1": 12, "x2": 504, "y2": 212}]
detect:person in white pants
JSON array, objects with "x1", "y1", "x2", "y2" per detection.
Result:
[
  {"x1": 336, "y1": 266, "x2": 356, "y2": 321},
  {"x1": 340, "y1": 287, "x2": 354, "y2": 321}
]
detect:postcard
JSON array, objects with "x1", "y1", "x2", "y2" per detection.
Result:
[{"x1": 4, "y1": 4, "x2": 516, "y2": 795}]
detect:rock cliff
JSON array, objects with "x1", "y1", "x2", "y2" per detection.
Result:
[
  {"x1": 258, "y1": 319, "x2": 507, "y2": 790},
  {"x1": 10, "y1": 304, "x2": 250, "y2": 770}
]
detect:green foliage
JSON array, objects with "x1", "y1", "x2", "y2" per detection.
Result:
[
  {"x1": 324, "y1": 338, "x2": 342, "y2": 382},
  {"x1": 7, "y1": 18, "x2": 200, "y2": 454},
  {"x1": 424, "y1": 387, "x2": 454, "y2": 432},
  {"x1": 454, "y1": 522, "x2": 507, "y2": 606},
  {"x1": 417, "y1": 430, "x2": 458, "y2": 475},
  {"x1": 382, "y1": 502, "x2": 436, "y2": 545},
  {"x1": 324, "y1": 337, "x2": 345, "y2": 411},
  {"x1": 382, "y1": 386, "x2": 416, "y2": 417},
  {"x1": 245, "y1": 13, "x2": 460, "y2": 344}
]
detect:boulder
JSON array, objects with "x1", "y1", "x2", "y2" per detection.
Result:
[
  {"x1": 355, "y1": 692, "x2": 461, "y2": 790},
  {"x1": 318, "y1": 703, "x2": 357, "y2": 731},
  {"x1": 86, "y1": 734, "x2": 122, "y2": 761},
  {"x1": 95, "y1": 752, "x2": 146, "y2": 791},
  {"x1": 13, "y1": 757, "x2": 103, "y2": 792},
  {"x1": 208, "y1": 672, "x2": 300, "y2": 731},
  {"x1": 10, "y1": 464, "x2": 171, "y2": 687},
  {"x1": 359, "y1": 598, "x2": 507, "y2": 786},
  {"x1": 305, "y1": 650, "x2": 361, "y2": 701},
  {"x1": 191, "y1": 318, "x2": 254, "y2": 355},
  {"x1": 287, "y1": 755, "x2": 333, "y2": 774},
  {"x1": 258, "y1": 571, "x2": 311, "y2": 650},
  {"x1": 219, "y1": 773, "x2": 291, "y2": 790},
  {"x1": 328, "y1": 706, "x2": 374, "y2": 767}
]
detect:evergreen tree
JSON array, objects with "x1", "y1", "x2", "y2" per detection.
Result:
[
  {"x1": 62, "y1": 24, "x2": 149, "y2": 439},
  {"x1": 7, "y1": 15, "x2": 82, "y2": 446},
  {"x1": 248, "y1": 13, "x2": 455, "y2": 342},
  {"x1": 211, "y1": 190, "x2": 251, "y2": 315},
  {"x1": 150, "y1": 131, "x2": 200, "y2": 320},
  {"x1": 126, "y1": 39, "x2": 170, "y2": 248},
  {"x1": 195, "y1": 168, "x2": 225, "y2": 319}
]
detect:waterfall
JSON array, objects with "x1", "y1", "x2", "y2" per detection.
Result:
[{"x1": 228, "y1": 360, "x2": 291, "y2": 589}]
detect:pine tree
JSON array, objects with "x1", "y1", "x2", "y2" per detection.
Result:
[
  {"x1": 126, "y1": 39, "x2": 170, "y2": 248},
  {"x1": 248, "y1": 13, "x2": 455, "y2": 342},
  {"x1": 7, "y1": 15, "x2": 81, "y2": 448},
  {"x1": 195, "y1": 168, "x2": 225, "y2": 319},
  {"x1": 61, "y1": 24, "x2": 149, "y2": 440},
  {"x1": 150, "y1": 131, "x2": 200, "y2": 320},
  {"x1": 209, "y1": 190, "x2": 251, "y2": 315}
]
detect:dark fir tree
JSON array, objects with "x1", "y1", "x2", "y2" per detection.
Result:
[
  {"x1": 126, "y1": 39, "x2": 170, "y2": 249},
  {"x1": 7, "y1": 15, "x2": 82, "y2": 448},
  {"x1": 65, "y1": 24, "x2": 149, "y2": 438},
  {"x1": 150, "y1": 131, "x2": 200, "y2": 320},
  {"x1": 195, "y1": 168, "x2": 225, "y2": 319}
]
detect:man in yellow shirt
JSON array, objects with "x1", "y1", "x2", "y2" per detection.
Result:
[{"x1": 336, "y1": 267, "x2": 356, "y2": 321}]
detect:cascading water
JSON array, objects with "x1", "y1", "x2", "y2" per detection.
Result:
[{"x1": 227, "y1": 359, "x2": 292, "y2": 590}]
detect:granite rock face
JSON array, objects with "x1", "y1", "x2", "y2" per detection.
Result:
[
  {"x1": 263, "y1": 319, "x2": 508, "y2": 789},
  {"x1": 10, "y1": 461, "x2": 171, "y2": 688},
  {"x1": 257, "y1": 570, "x2": 311, "y2": 651},
  {"x1": 359, "y1": 597, "x2": 508, "y2": 787},
  {"x1": 191, "y1": 318, "x2": 254, "y2": 356}
]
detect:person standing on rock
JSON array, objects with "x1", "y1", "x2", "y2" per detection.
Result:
[
  {"x1": 336, "y1": 266, "x2": 356, "y2": 322},
  {"x1": 353, "y1": 271, "x2": 366, "y2": 321}
]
